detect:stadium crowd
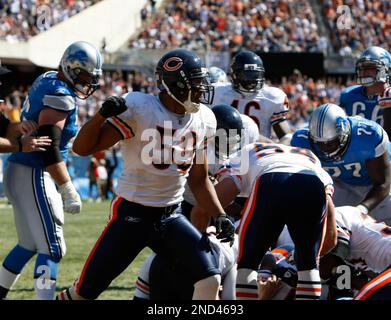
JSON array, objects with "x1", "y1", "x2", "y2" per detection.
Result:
[
  {"x1": 322, "y1": 0, "x2": 391, "y2": 57},
  {"x1": 131, "y1": 0, "x2": 326, "y2": 54},
  {"x1": 0, "y1": 70, "x2": 350, "y2": 129},
  {"x1": 0, "y1": 0, "x2": 101, "y2": 42}
]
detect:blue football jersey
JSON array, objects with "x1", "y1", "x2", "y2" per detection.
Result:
[
  {"x1": 339, "y1": 85, "x2": 383, "y2": 126},
  {"x1": 9, "y1": 71, "x2": 78, "y2": 168},
  {"x1": 291, "y1": 117, "x2": 389, "y2": 186}
]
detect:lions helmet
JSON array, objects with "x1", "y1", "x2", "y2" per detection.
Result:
[
  {"x1": 156, "y1": 49, "x2": 214, "y2": 113},
  {"x1": 212, "y1": 104, "x2": 244, "y2": 160},
  {"x1": 60, "y1": 41, "x2": 103, "y2": 99},
  {"x1": 209, "y1": 66, "x2": 228, "y2": 83},
  {"x1": 309, "y1": 103, "x2": 351, "y2": 161},
  {"x1": 356, "y1": 46, "x2": 391, "y2": 86},
  {"x1": 230, "y1": 51, "x2": 265, "y2": 95}
]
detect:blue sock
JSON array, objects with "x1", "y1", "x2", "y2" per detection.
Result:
[{"x1": 3, "y1": 245, "x2": 35, "y2": 274}]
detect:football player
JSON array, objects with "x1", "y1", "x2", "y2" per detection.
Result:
[
  {"x1": 0, "y1": 41, "x2": 100, "y2": 299},
  {"x1": 134, "y1": 226, "x2": 239, "y2": 300},
  {"x1": 320, "y1": 206, "x2": 391, "y2": 300},
  {"x1": 181, "y1": 104, "x2": 259, "y2": 220},
  {"x1": 211, "y1": 51, "x2": 292, "y2": 144},
  {"x1": 339, "y1": 46, "x2": 391, "y2": 136},
  {"x1": 291, "y1": 103, "x2": 391, "y2": 224},
  {"x1": 56, "y1": 49, "x2": 235, "y2": 300},
  {"x1": 192, "y1": 142, "x2": 337, "y2": 300}
]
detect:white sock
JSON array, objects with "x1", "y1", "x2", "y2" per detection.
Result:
[
  {"x1": 236, "y1": 268, "x2": 258, "y2": 300},
  {"x1": 0, "y1": 265, "x2": 20, "y2": 290},
  {"x1": 296, "y1": 269, "x2": 322, "y2": 300},
  {"x1": 34, "y1": 278, "x2": 56, "y2": 300}
]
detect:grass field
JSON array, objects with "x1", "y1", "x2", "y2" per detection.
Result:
[{"x1": 0, "y1": 200, "x2": 151, "y2": 300}]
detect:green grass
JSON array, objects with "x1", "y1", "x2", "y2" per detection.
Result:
[{"x1": 0, "y1": 201, "x2": 151, "y2": 300}]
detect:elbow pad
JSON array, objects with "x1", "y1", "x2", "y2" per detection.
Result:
[{"x1": 37, "y1": 124, "x2": 63, "y2": 166}]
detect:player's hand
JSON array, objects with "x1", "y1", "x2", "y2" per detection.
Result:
[
  {"x1": 215, "y1": 213, "x2": 235, "y2": 246},
  {"x1": 20, "y1": 135, "x2": 51, "y2": 152},
  {"x1": 20, "y1": 120, "x2": 39, "y2": 135},
  {"x1": 58, "y1": 181, "x2": 82, "y2": 214},
  {"x1": 98, "y1": 96, "x2": 127, "y2": 118}
]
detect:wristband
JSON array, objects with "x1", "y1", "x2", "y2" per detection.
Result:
[{"x1": 356, "y1": 204, "x2": 369, "y2": 215}]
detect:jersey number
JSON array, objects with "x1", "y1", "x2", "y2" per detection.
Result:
[
  {"x1": 151, "y1": 126, "x2": 197, "y2": 173},
  {"x1": 323, "y1": 162, "x2": 362, "y2": 178},
  {"x1": 231, "y1": 99, "x2": 261, "y2": 128},
  {"x1": 352, "y1": 101, "x2": 383, "y2": 126},
  {"x1": 254, "y1": 143, "x2": 318, "y2": 163}
]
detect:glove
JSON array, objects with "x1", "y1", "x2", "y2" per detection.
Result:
[
  {"x1": 98, "y1": 96, "x2": 127, "y2": 118},
  {"x1": 58, "y1": 181, "x2": 82, "y2": 214},
  {"x1": 215, "y1": 213, "x2": 235, "y2": 246}
]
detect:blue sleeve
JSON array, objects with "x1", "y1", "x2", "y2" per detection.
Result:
[{"x1": 291, "y1": 129, "x2": 311, "y2": 149}]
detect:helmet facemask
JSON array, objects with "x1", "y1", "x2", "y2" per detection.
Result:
[
  {"x1": 161, "y1": 67, "x2": 215, "y2": 113},
  {"x1": 232, "y1": 65, "x2": 265, "y2": 95},
  {"x1": 309, "y1": 117, "x2": 351, "y2": 162},
  {"x1": 356, "y1": 60, "x2": 390, "y2": 87},
  {"x1": 66, "y1": 67, "x2": 101, "y2": 99}
]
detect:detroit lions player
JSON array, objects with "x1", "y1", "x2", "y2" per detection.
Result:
[
  {"x1": 0, "y1": 41, "x2": 102, "y2": 300},
  {"x1": 339, "y1": 46, "x2": 391, "y2": 136},
  {"x1": 291, "y1": 103, "x2": 391, "y2": 224},
  {"x1": 208, "y1": 66, "x2": 228, "y2": 84},
  {"x1": 212, "y1": 51, "x2": 292, "y2": 144},
  {"x1": 56, "y1": 49, "x2": 235, "y2": 300}
]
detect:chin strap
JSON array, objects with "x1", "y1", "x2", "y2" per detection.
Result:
[{"x1": 161, "y1": 80, "x2": 199, "y2": 113}]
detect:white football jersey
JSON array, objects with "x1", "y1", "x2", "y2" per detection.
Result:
[
  {"x1": 217, "y1": 143, "x2": 334, "y2": 197},
  {"x1": 107, "y1": 92, "x2": 216, "y2": 207},
  {"x1": 335, "y1": 206, "x2": 391, "y2": 273},
  {"x1": 182, "y1": 114, "x2": 260, "y2": 205},
  {"x1": 212, "y1": 82, "x2": 289, "y2": 138}
]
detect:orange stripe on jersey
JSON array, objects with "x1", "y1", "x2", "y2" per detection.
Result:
[
  {"x1": 236, "y1": 292, "x2": 258, "y2": 299},
  {"x1": 271, "y1": 248, "x2": 289, "y2": 258},
  {"x1": 237, "y1": 178, "x2": 261, "y2": 264},
  {"x1": 354, "y1": 268, "x2": 391, "y2": 300},
  {"x1": 271, "y1": 111, "x2": 289, "y2": 120},
  {"x1": 296, "y1": 287, "x2": 322, "y2": 292},
  {"x1": 136, "y1": 280, "x2": 150, "y2": 293},
  {"x1": 110, "y1": 117, "x2": 134, "y2": 139},
  {"x1": 76, "y1": 196, "x2": 123, "y2": 294}
]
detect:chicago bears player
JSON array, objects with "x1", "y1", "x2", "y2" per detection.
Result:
[
  {"x1": 212, "y1": 50, "x2": 292, "y2": 144},
  {"x1": 0, "y1": 41, "x2": 101, "y2": 300},
  {"x1": 339, "y1": 46, "x2": 391, "y2": 136},
  {"x1": 192, "y1": 142, "x2": 337, "y2": 300},
  {"x1": 0, "y1": 60, "x2": 51, "y2": 153},
  {"x1": 181, "y1": 104, "x2": 259, "y2": 219},
  {"x1": 56, "y1": 49, "x2": 235, "y2": 300},
  {"x1": 134, "y1": 226, "x2": 239, "y2": 300},
  {"x1": 319, "y1": 206, "x2": 391, "y2": 300},
  {"x1": 291, "y1": 103, "x2": 391, "y2": 224}
]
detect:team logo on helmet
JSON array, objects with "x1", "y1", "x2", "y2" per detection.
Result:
[{"x1": 163, "y1": 57, "x2": 183, "y2": 72}]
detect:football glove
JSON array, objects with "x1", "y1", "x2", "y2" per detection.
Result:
[
  {"x1": 215, "y1": 213, "x2": 235, "y2": 246},
  {"x1": 98, "y1": 96, "x2": 127, "y2": 118},
  {"x1": 58, "y1": 181, "x2": 82, "y2": 214}
]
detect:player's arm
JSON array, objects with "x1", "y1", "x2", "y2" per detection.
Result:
[
  {"x1": 362, "y1": 151, "x2": 391, "y2": 213},
  {"x1": 320, "y1": 194, "x2": 337, "y2": 256},
  {"x1": 273, "y1": 120, "x2": 292, "y2": 144},
  {"x1": 72, "y1": 96, "x2": 127, "y2": 156},
  {"x1": 0, "y1": 117, "x2": 51, "y2": 153},
  {"x1": 188, "y1": 152, "x2": 235, "y2": 243},
  {"x1": 38, "y1": 107, "x2": 81, "y2": 214},
  {"x1": 190, "y1": 175, "x2": 240, "y2": 231}
]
